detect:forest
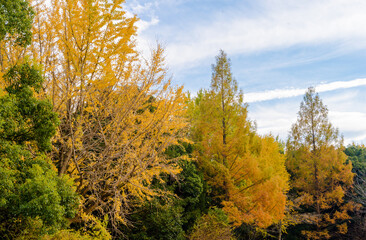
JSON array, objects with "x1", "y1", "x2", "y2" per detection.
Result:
[{"x1": 0, "y1": 0, "x2": 365, "y2": 239}]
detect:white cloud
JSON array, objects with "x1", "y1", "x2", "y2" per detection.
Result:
[
  {"x1": 161, "y1": 0, "x2": 366, "y2": 68},
  {"x1": 329, "y1": 111, "x2": 366, "y2": 144},
  {"x1": 245, "y1": 78, "x2": 366, "y2": 103},
  {"x1": 253, "y1": 109, "x2": 366, "y2": 145},
  {"x1": 129, "y1": 2, "x2": 154, "y2": 14},
  {"x1": 330, "y1": 111, "x2": 366, "y2": 132},
  {"x1": 128, "y1": 0, "x2": 366, "y2": 145},
  {"x1": 251, "y1": 106, "x2": 297, "y2": 139},
  {"x1": 245, "y1": 88, "x2": 305, "y2": 103},
  {"x1": 135, "y1": 16, "x2": 159, "y2": 33}
]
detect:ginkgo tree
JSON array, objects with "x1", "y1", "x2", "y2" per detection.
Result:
[
  {"x1": 0, "y1": 0, "x2": 188, "y2": 232},
  {"x1": 189, "y1": 50, "x2": 289, "y2": 229},
  {"x1": 286, "y1": 87, "x2": 355, "y2": 239}
]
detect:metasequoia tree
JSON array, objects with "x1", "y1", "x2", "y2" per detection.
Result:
[
  {"x1": 190, "y1": 50, "x2": 289, "y2": 228},
  {"x1": 0, "y1": 0, "x2": 187, "y2": 229},
  {"x1": 286, "y1": 88, "x2": 354, "y2": 239}
]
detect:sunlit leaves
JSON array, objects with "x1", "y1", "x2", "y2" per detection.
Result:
[
  {"x1": 190, "y1": 50, "x2": 289, "y2": 229},
  {"x1": 287, "y1": 88, "x2": 355, "y2": 239},
  {"x1": 4, "y1": 0, "x2": 190, "y2": 230}
]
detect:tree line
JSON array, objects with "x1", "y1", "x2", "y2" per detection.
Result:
[{"x1": 0, "y1": 0, "x2": 365, "y2": 239}]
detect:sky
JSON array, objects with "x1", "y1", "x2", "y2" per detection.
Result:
[{"x1": 124, "y1": 0, "x2": 366, "y2": 145}]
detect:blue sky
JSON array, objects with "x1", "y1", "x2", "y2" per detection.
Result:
[{"x1": 124, "y1": 0, "x2": 366, "y2": 145}]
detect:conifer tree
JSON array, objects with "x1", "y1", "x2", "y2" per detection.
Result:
[
  {"x1": 190, "y1": 50, "x2": 289, "y2": 228},
  {"x1": 286, "y1": 87, "x2": 354, "y2": 239}
]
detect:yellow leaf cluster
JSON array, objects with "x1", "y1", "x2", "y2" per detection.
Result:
[
  {"x1": 0, "y1": 0, "x2": 188, "y2": 227},
  {"x1": 190, "y1": 51, "x2": 289, "y2": 228}
]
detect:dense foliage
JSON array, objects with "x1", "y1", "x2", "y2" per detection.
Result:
[
  {"x1": 0, "y1": 0, "x2": 34, "y2": 45},
  {"x1": 0, "y1": 62, "x2": 79, "y2": 239}
]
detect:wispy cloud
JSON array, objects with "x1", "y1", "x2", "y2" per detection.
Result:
[
  {"x1": 128, "y1": 0, "x2": 366, "y2": 146},
  {"x1": 245, "y1": 78, "x2": 366, "y2": 103},
  {"x1": 162, "y1": 0, "x2": 366, "y2": 68}
]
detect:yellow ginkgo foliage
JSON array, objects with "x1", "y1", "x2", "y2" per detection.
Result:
[{"x1": 0, "y1": 0, "x2": 188, "y2": 228}]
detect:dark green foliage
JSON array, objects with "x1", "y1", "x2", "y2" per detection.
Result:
[
  {"x1": 1, "y1": 63, "x2": 59, "y2": 152},
  {"x1": 0, "y1": 62, "x2": 78, "y2": 239},
  {"x1": 344, "y1": 145, "x2": 366, "y2": 205},
  {"x1": 164, "y1": 141, "x2": 193, "y2": 159},
  {"x1": 343, "y1": 145, "x2": 366, "y2": 239},
  {"x1": 345, "y1": 145, "x2": 366, "y2": 176},
  {"x1": 0, "y1": 0, "x2": 34, "y2": 46},
  {"x1": 121, "y1": 142, "x2": 210, "y2": 239},
  {"x1": 124, "y1": 199, "x2": 185, "y2": 240},
  {"x1": 123, "y1": 159, "x2": 207, "y2": 239},
  {"x1": 0, "y1": 145, "x2": 79, "y2": 238},
  {"x1": 233, "y1": 223, "x2": 268, "y2": 240},
  {"x1": 165, "y1": 142, "x2": 211, "y2": 232},
  {"x1": 175, "y1": 160, "x2": 209, "y2": 232},
  {"x1": 284, "y1": 224, "x2": 313, "y2": 240}
]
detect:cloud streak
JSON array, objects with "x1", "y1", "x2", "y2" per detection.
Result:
[
  {"x1": 245, "y1": 78, "x2": 366, "y2": 103},
  {"x1": 162, "y1": 0, "x2": 366, "y2": 68}
]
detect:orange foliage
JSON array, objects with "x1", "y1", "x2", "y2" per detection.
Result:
[
  {"x1": 287, "y1": 88, "x2": 355, "y2": 238},
  {"x1": 190, "y1": 50, "x2": 289, "y2": 228}
]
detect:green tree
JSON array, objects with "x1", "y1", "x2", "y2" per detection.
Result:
[
  {"x1": 0, "y1": 62, "x2": 79, "y2": 239},
  {"x1": 0, "y1": 0, "x2": 34, "y2": 45},
  {"x1": 343, "y1": 145, "x2": 366, "y2": 240},
  {"x1": 123, "y1": 199, "x2": 185, "y2": 240},
  {"x1": 344, "y1": 144, "x2": 366, "y2": 206},
  {"x1": 345, "y1": 144, "x2": 366, "y2": 176},
  {"x1": 2, "y1": 63, "x2": 58, "y2": 151},
  {"x1": 286, "y1": 87, "x2": 354, "y2": 239}
]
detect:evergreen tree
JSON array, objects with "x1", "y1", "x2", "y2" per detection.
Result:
[{"x1": 0, "y1": 62, "x2": 78, "y2": 239}]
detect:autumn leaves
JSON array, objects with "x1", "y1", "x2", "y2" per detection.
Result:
[
  {"x1": 0, "y1": 0, "x2": 356, "y2": 239},
  {"x1": 2, "y1": 0, "x2": 187, "y2": 234},
  {"x1": 189, "y1": 51, "x2": 354, "y2": 239},
  {"x1": 286, "y1": 88, "x2": 354, "y2": 239},
  {"x1": 189, "y1": 50, "x2": 289, "y2": 229},
  {"x1": 28, "y1": 0, "x2": 187, "y2": 229}
]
